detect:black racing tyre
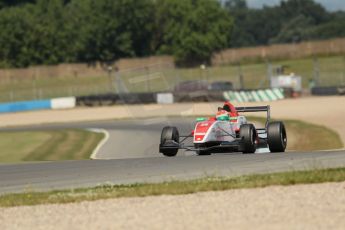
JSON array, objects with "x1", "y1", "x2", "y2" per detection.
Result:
[
  {"x1": 240, "y1": 124, "x2": 256, "y2": 154},
  {"x1": 160, "y1": 126, "x2": 179, "y2": 157},
  {"x1": 267, "y1": 121, "x2": 287, "y2": 152}
]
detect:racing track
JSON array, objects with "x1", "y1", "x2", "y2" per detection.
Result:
[{"x1": 0, "y1": 118, "x2": 345, "y2": 194}]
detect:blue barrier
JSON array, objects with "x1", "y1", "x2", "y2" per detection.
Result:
[{"x1": 0, "y1": 100, "x2": 51, "y2": 113}]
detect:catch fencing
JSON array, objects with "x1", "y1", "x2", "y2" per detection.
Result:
[{"x1": 1, "y1": 56, "x2": 344, "y2": 103}]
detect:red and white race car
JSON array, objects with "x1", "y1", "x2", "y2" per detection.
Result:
[{"x1": 159, "y1": 101, "x2": 287, "y2": 156}]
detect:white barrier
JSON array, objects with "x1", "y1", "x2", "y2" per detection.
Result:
[
  {"x1": 223, "y1": 88, "x2": 285, "y2": 102},
  {"x1": 51, "y1": 97, "x2": 76, "y2": 110},
  {"x1": 157, "y1": 93, "x2": 174, "y2": 104}
]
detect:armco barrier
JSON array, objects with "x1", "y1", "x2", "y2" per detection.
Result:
[
  {"x1": 120, "y1": 93, "x2": 156, "y2": 104},
  {"x1": 0, "y1": 97, "x2": 76, "y2": 113},
  {"x1": 0, "y1": 89, "x2": 289, "y2": 114},
  {"x1": 76, "y1": 94, "x2": 119, "y2": 106},
  {"x1": 173, "y1": 91, "x2": 225, "y2": 103},
  {"x1": 311, "y1": 86, "x2": 345, "y2": 96},
  {"x1": 0, "y1": 100, "x2": 51, "y2": 113},
  {"x1": 77, "y1": 89, "x2": 286, "y2": 107},
  {"x1": 339, "y1": 86, "x2": 345, "y2": 95},
  {"x1": 76, "y1": 93, "x2": 157, "y2": 106},
  {"x1": 223, "y1": 88, "x2": 285, "y2": 102}
]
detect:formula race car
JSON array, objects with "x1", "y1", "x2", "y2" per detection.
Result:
[{"x1": 159, "y1": 101, "x2": 287, "y2": 156}]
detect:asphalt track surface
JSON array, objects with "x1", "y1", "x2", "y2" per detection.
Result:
[{"x1": 1, "y1": 118, "x2": 345, "y2": 194}]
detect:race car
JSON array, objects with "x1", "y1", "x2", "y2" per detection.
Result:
[{"x1": 159, "y1": 101, "x2": 287, "y2": 156}]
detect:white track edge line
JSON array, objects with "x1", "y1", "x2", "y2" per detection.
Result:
[{"x1": 87, "y1": 128, "x2": 110, "y2": 160}]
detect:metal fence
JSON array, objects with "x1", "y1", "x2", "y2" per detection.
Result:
[
  {"x1": 114, "y1": 62, "x2": 177, "y2": 94},
  {"x1": 0, "y1": 56, "x2": 344, "y2": 103}
]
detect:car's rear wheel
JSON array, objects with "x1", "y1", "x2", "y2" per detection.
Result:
[
  {"x1": 240, "y1": 124, "x2": 256, "y2": 154},
  {"x1": 160, "y1": 126, "x2": 179, "y2": 157},
  {"x1": 267, "y1": 121, "x2": 287, "y2": 152}
]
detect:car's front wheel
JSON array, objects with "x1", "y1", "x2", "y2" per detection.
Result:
[
  {"x1": 160, "y1": 126, "x2": 179, "y2": 157},
  {"x1": 240, "y1": 124, "x2": 257, "y2": 154},
  {"x1": 267, "y1": 121, "x2": 287, "y2": 152}
]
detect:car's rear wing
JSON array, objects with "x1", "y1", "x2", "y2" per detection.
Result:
[{"x1": 235, "y1": 106, "x2": 270, "y2": 128}]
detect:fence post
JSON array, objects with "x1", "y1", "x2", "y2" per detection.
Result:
[
  {"x1": 32, "y1": 75, "x2": 37, "y2": 100},
  {"x1": 107, "y1": 66, "x2": 113, "y2": 93},
  {"x1": 237, "y1": 63, "x2": 244, "y2": 89},
  {"x1": 146, "y1": 66, "x2": 151, "y2": 92},
  {"x1": 70, "y1": 87, "x2": 74, "y2": 96},
  {"x1": 266, "y1": 60, "x2": 273, "y2": 88},
  {"x1": 343, "y1": 56, "x2": 345, "y2": 85},
  {"x1": 9, "y1": 91, "x2": 14, "y2": 102},
  {"x1": 33, "y1": 88, "x2": 36, "y2": 100},
  {"x1": 39, "y1": 89, "x2": 43, "y2": 99},
  {"x1": 114, "y1": 68, "x2": 129, "y2": 94},
  {"x1": 313, "y1": 56, "x2": 320, "y2": 86}
]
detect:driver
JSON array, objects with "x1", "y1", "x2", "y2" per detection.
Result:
[{"x1": 216, "y1": 108, "x2": 230, "y2": 121}]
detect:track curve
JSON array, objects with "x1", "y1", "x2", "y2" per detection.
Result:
[{"x1": 0, "y1": 118, "x2": 344, "y2": 194}]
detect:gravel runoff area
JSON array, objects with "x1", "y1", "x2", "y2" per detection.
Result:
[
  {"x1": 0, "y1": 96, "x2": 344, "y2": 229},
  {"x1": 1, "y1": 182, "x2": 345, "y2": 230}
]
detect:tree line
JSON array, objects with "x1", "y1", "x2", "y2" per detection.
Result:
[
  {"x1": 226, "y1": 0, "x2": 345, "y2": 47},
  {"x1": 0, "y1": 0, "x2": 344, "y2": 68}
]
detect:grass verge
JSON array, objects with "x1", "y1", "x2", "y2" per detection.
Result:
[
  {"x1": 1, "y1": 167, "x2": 345, "y2": 207},
  {"x1": 246, "y1": 116, "x2": 344, "y2": 151},
  {"x1": 0, "y1": 129, "x2": 104, "y2": 162}
]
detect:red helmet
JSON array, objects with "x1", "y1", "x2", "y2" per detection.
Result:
[{"x1": 223, "y1": 101, "x2": 239, "y2": 117}]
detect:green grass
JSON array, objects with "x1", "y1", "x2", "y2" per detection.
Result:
[
  {"x1": 246, "y1": 117, "x2": 344, "y2": 151},
  {"x1": 1, "y1": 167, "x2": 345, "y2": 207},
  {"x1": 283, "y1": 119, "x2": 343, "y2": 151},
  {"x1": 1, "y1": 55, "x2": 344, "y2": 102},
  {"x1": 0, "y1": 129, "x2": 104, "y2": 162}
]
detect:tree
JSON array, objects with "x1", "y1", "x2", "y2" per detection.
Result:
[
  {"x1": 224, "y1": 0, "x2": 256, "y2": 47},
  {"x1": 224, "y1": 0, "x2": 283, "y2": 46},
  {"x1": 304, "y1": 12, "x2": 345, "y2": 40},
  {"x1": 69, "y1": 0, "x2": 154, "y2": 63},
  {"x1": 0, "y1": 0, "x2": 76, "y2": 67},
  {"x1": 0, "y1": 0, "x2": 36, "y2": 9},
  {"x1": 224, "y1": 0, "x2": 336, "y2": 47},
  {"x1": 1, "y1": 0, "x2": 344, "y2": 68},
  {"x1": 279, "y1": 0, "x2": 329, "y2": 24},
  {"x1": 0, "y1": 0, "x2": 155, "y2": 66},
  {"x1": 0, "y1": 4, "x2": 36, "y2": 67},
  {"x1": 269, "y1": 15, "x2": 314, "y2": 43},
  {"x1": 29, "y1": 0, "x2": 74, "y2": 65},
  {"x1": 154, "y1": 0, "x2": 233, "y2": 65}
]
